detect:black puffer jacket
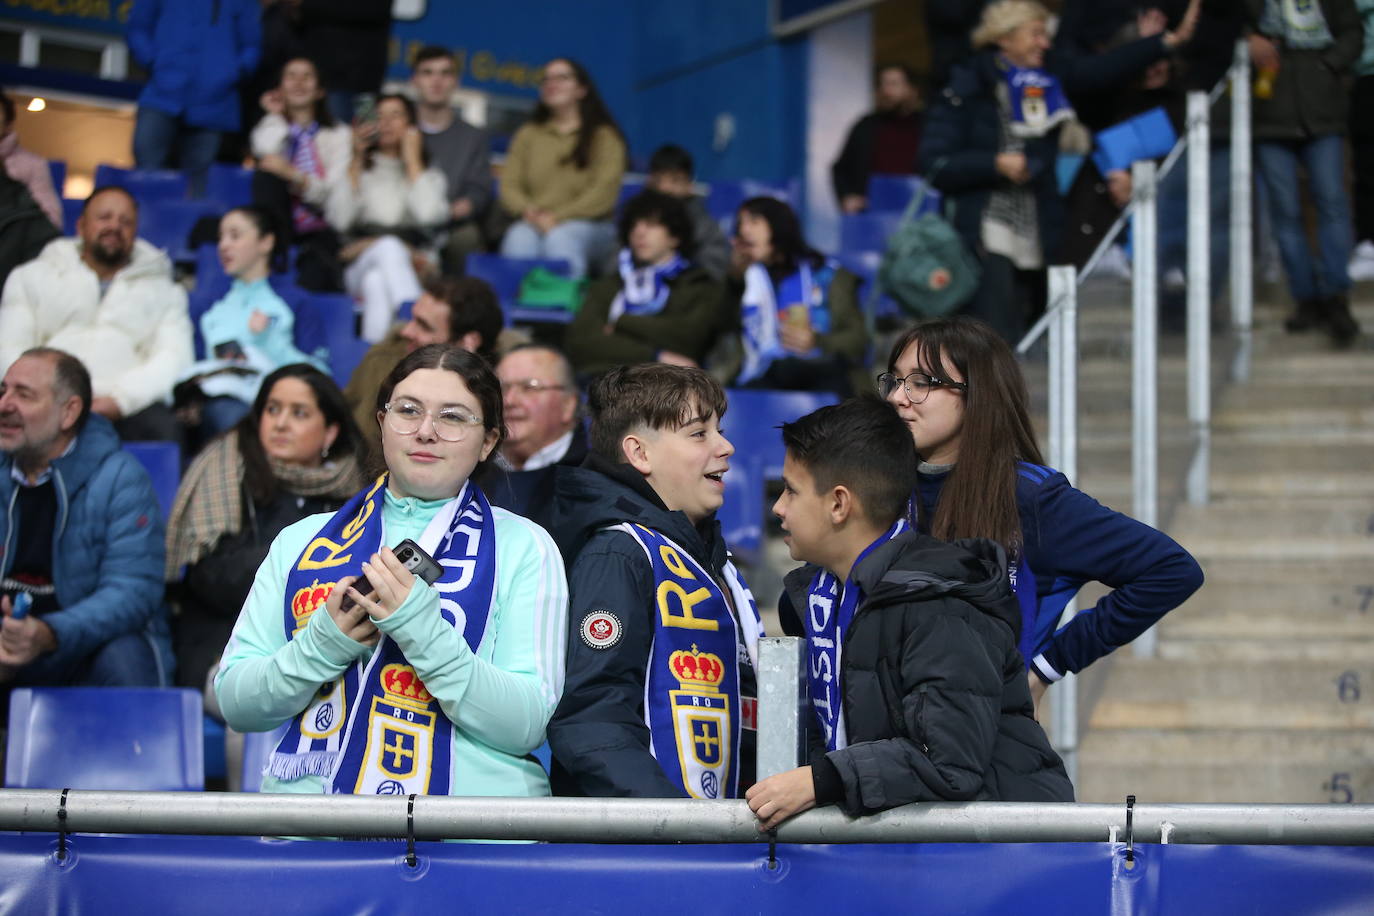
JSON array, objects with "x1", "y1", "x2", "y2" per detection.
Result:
[
  {"x1": 546, "y1": 455, "x2": 757, "y2": 797},
  {"x1": 783, "y1": 531, "x2": 1073, "y2": 814}
]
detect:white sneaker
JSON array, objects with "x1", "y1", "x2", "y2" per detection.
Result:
[
  {"x1": 1349, "y1": 240, "x2": 1374, "y2": 283},
  {"x1": 1088, "y1": 244, "x2": 1132, "y2": 281}
]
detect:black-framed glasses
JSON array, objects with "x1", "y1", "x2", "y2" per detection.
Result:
[
  {"x1": 383, "y1": 399, "x2": 484, "y2": 441},
  {"x1": 876, "y1": 371, "x2": 968, "y2": 403},
  {"x1": 500, "y1": 378, "x2": 567, "y2": 396}
]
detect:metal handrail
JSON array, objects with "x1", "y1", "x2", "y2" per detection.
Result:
[{"x1": 1, "y1": 789, "x2": 1371, "y2": 845}]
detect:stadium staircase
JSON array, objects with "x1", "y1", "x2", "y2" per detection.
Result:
[{"x1": 1059, "y1": 281, "x2": 1374, "y2": 804}]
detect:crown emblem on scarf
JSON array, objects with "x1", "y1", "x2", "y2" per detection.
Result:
[
  {"x1": 290, "y1": 579, "x2": 334, "y2": 623},
  {"x1": 381, "y1": 664, "x2": 433, "y2": 705},
  {"x1": 670, "y1": 646, "x2": 725, "y2": 691}
]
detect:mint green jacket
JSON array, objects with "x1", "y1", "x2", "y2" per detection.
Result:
[{"x1": 215, "y1": 488, "x2": 568, "y2": 797}]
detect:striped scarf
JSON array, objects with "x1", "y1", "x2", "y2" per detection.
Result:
[{"x1": 288, "y1": 123, "x2": 328, "y2": 234}]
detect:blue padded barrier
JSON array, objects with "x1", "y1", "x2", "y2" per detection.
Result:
[
  {"x1": 1, "y1": 835, "x2": 1372, "y2": 914},
  {"x1": 4, "y1": 687, "x2": 204, "y2": 790}
]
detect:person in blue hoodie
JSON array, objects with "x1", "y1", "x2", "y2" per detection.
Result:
[
  {"x1": 876, "y1": 316, "x2": 1203, "y2": 715},
  {"x1": 0, "y1": 348, "x2": 173, "y2": 689},
  {"x1": 127, "y1": 0, "x2": 262, "y2": 194}
]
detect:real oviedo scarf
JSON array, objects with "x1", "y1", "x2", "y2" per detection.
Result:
[
  {"x1": 613, "y1": 523, "x2": 763, "y2": 799},
  {"x1": 272, "y1": 475, "x2": 497, "y2": 796},
  {"x1": 999, "y1": 60, "x2": 1074, "y2": 139},
  {"x1": 607, "y1": 249, "x2": 690, "y2": 323},
  {"x1": 738, "y1": 260, "x2": 835, "y2": 385},
  {"x1": 804, "y1": 519, "x2": 908, "y2": 751}
]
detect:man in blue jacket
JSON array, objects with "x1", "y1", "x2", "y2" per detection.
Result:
[
  {"x1": 0, "y1": 348, "x2": 173, "y2": 687},
  {"x1": 127, "y1": 0, "x2": 261, "y2": 194}
]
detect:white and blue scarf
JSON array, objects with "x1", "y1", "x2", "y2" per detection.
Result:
[
  {"x1": 608, "y1": 249, "x2": 690, "y2": 323},
  {"x1": 1000, "y1": 60, "x2": 1075, "y2": 139},
  {"x1": 738, "y1": 260, "x2": 835, "y2": 385},
  {"x1": 614, "y1": 522, "x2": 763, "y2": 799},
  {"x1": 272, "y1": 476, "x2": 497, "y2": 796},
  {"x1": 1260, "y1": 0, "x2": 1334, "y2": 49},
  {"x1": 804, "y1": 519, "x2": 908, "y2": 751}
]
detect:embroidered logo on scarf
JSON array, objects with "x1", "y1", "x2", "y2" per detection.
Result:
[
  {"x1": 272, "y1": 476, "x2": 498, "y2": 796},
  {"x1": 805, "y1": 519, "x2": 907, "y2": 751},
  {"x1": 613, "y1": 523, "x2": 762, "y2": 799}
]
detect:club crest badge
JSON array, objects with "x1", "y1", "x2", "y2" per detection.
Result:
[{"x1": 581, "y1": 610, "x2": 622, "y2": 649}]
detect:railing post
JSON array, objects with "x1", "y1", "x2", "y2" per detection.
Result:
[
  {"x1": 1229, "y1": 38, "x2": 1254, "y2": 380},
  {"x1": 756, "y1": 636, "x2": 808, "y2": 779},
  {"x1": 1130, "y1": 160, "x2": 1159, "y2": 658},
  {"x1": 1045, "y1": 265, "x2": 1079, "y2": 785},
  {"x1": 1186, "y1": 90, "x2": 1211, "y2": 505}
]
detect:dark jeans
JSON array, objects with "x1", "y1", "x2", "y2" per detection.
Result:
[
  {"x1": 1255, "y1": 135, "x2": 1353, "y2": 301},
  {"x1": 132, "y1": 106, "x2": 222, "y2": 197},
  {"x1": 115, "y1": 402, "x2": 184, "y2": 449},
  {"x1": 964, "y1": 252, "x2": 1046, "y2": 345},
  {"x1": 12, "y1": 631, "x2": 171, "y2": 688}
]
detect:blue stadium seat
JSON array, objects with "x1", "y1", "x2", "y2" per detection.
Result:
[
  {"x1": 328, "y1": 335, "x2": 373, "y2": 389},
  {"x1": 705, "y1": 178, "x2": 796, "y2": 228},
  {"x1": 617, "y1": 179, "x2": 646, "y2": 209},
  {"x1": 94, "y1": 164, "x2": 189, "y2": 201},
  {"x1": 123, "y1": 441, "x2": 181, "y2": 521},
  {"x1": 205, "y1": 163, "x2": 254, "y2": 207},
  {"x1": 309, "y1": 291, "x2": 367, "y2": 386},
  {"x1": 139, "y1": 199, "x2": 222, "y2": 263},
  {"x1": 466, "y1": 253, "x2": 575, "y2": 325},
  {"x1": 5, "y1": 687, "x2": 204, "y2": 790},
  {"x1": 48, "y1": 159, "x2": 66, "y2": 197},
  {"x1": 241, "y1": 722, "x2": 290, "y2": 792},
  {"x1": 717, "y1": 453, "x2": 763, "y2": 565},
  {"x1": 836, "y1": 250, "x2": 903, "y2": 325},
  {"x1": 865, "y1": 174, "x2": 930, "y2": 212},
  {"x1": 61, "y1": 198, "x2": 83, "y2": 235},
  {"x1": 722, "y1": 388, "x2": 841, "y2": 481},
  {"x1": 839, "y1": 211, "x2": 903, "y2": 253}
]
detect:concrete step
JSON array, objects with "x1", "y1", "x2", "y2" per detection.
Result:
[
  {"x1": 1077, "y1": 729, "x2": 1374, "y2": 803},
  {"x1": 1170, "y1": 497, "x2": 1374, "y2": 540},
  {"x1": 1191, "y1": 558, "x2": 1374, "y2": 589},
  {"x1": 1183, "y1": 535, "x2": 1374, "y2": 564},
  {"x1": 1087, "y1": 660, "x2": 1374, "y2": 730},
  {"x1": 1156, "y1": 637, "x2": 1374, "y2": 664}
]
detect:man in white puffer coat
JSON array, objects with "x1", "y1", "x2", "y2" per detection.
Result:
[{"x1": 0, "y1": 186, "x2": 192, "y2": 441}]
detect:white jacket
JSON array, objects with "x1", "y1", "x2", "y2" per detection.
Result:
[
  {"x1": 333, "y1": 154, "x2": 449, "y2": 237},
  {"x1": 250, "y1": 114, "x2": 353, "y2": 229},
  {"x1": 0, "y1": 238, "x2": 193, "y2": 416}
]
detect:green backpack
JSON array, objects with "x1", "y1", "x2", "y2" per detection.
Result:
[{"x1": 875, "y1": 173, "x2": 980, "y2": 319}]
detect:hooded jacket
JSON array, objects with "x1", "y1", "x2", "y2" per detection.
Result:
[
  {"x1": 0, "y1": 238, "x2": 193, "y2": 417},
  {"x1": 546, "y1": 455, "x2": 758, "y2": 797},
  {"x1": 0, "y1": 416, "x2": 171, "y2": 671},
  {"x1": 784, "y1": 531, "x2": 1073, "y2": 814}
]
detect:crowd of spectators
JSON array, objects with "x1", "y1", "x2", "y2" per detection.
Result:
[{"x1": 0, "y1": 0, "x2": 1367, "y2": 823}]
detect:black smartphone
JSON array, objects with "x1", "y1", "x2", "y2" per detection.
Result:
[
  {"x1": 340, "y1": 538, "x2": 443, "y2": 611},
  {"x1": 214, "y1": 340, "x2": 246, "y2": 361}
]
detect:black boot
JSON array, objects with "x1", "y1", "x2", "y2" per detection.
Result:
[
  {"x1": 1321, "y1": 294, "x2": 1361, "y2": 347},
  {"x1": 1284, "y1": 297, "x2": 1327, "y2": 332}
]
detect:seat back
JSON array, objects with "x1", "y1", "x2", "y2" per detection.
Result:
[
  {"x1": 465, "y1": 254, "x2": 574, "y2": 324},
  {"x1": 93, "y1": 164, "x2": 189, "y2": 201},
  {"x1": 722, "y1": 389, "x2": 840, "y2": 480},
  {"x1": 205, "y1": 163, "x2": 254, "y2": 207},
  {"x1": 138, "y1": 199, "x2": 222, "y2": 263},
  {"x1": 123, "y1": 441, "x2": 181, "y2": 521},
  {"x1": 48, "y1": 159, "x2": 67, "y2": 197},
  {"x1": 240, "y1": 722, "x2": 291, "y2": 792},
  {"x1": 5, "y1": 687, "x2": 204, "y2": 790}
]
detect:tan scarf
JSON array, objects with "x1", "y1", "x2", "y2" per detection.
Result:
[{"x1": 165, "y1": 430, "x2": 364, "y2": 579}]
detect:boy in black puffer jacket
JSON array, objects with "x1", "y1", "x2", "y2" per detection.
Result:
[{"x1": 748, "y1": 397, "x2": 1071, "y2": 829}]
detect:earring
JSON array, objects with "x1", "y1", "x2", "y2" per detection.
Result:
[{"x1": 321, "y1": 444, "x2": 330, "y2": 459}]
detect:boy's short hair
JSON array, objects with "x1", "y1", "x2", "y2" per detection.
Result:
[
  {"x1": 648, "y1": 144, "x2": 694, "y2": 179},
  {"x1": 588, "y1": 364, "x2": 727, "y2": 463},
  {"x1": 780, "y1": 396, "x2": 915, "y2": 528},
  {"x1": 617, "y1": 189, "x2": 695, "y2": 257},
  {"x1": 413, "y1": 45, "x2": 456, "y2": 69}
]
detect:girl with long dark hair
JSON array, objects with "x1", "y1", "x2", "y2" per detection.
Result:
[
  {"x1": 167, "y1": 364, "x2": 367, "y2": 691},
  {"x1": 498, "y1": 57, "x2": 627, "y2": 277},
  {"x1": 880, "y1": 316, "x2": 1202, "y2": 712}
]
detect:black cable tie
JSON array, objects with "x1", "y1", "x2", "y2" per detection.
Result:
[
  {"x1": 56, "y1": 788, "x2": 70, "y2": 862},
  {"x1": 1125, "y1": 794, "x2": 1136, "y2": 864},
  {"x1": 405, "y1": 794, "x2": 418, "y2": 868},
  {"x1": 767, "y1": 828, "x2": 778, "y2": 870}
]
